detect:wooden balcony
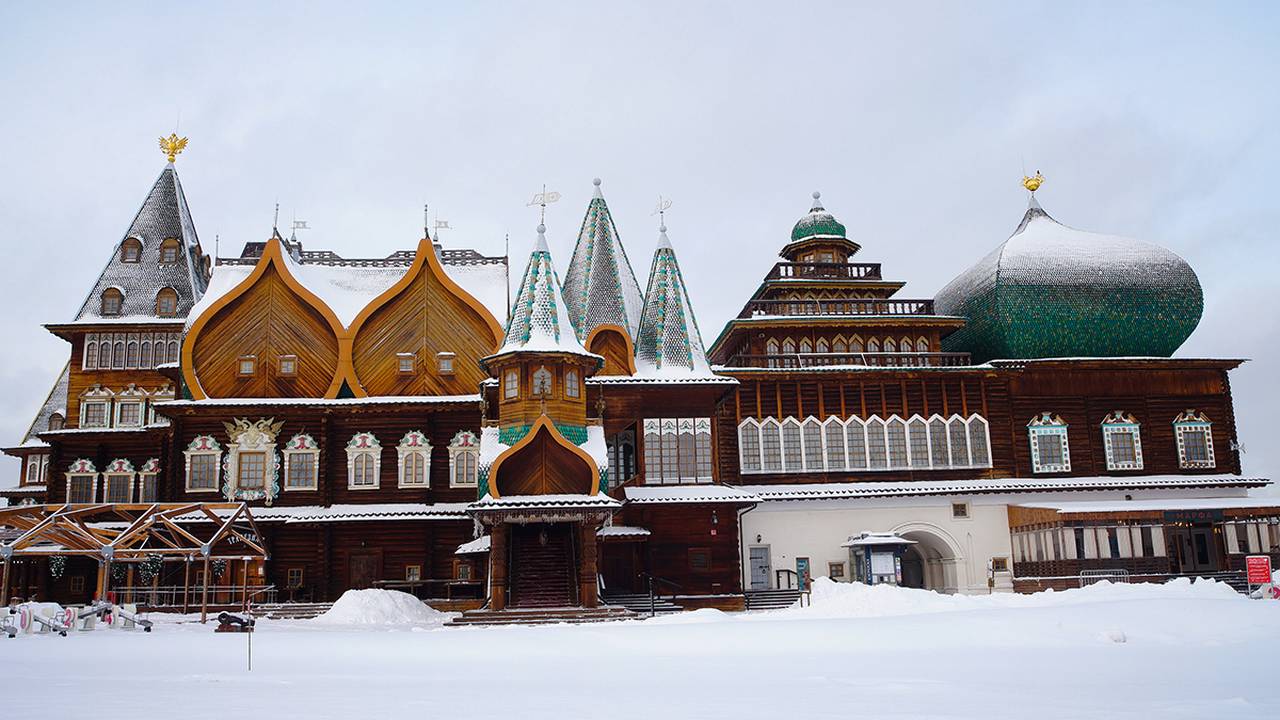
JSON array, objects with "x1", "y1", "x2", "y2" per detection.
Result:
[
  {"x1": 723, "y1": 352, "x2": 973, "y2": 369},
  {"x1": 766, "y1": 262, "x2": 882, "y2": 281},
  {"x1": 739, "y1": 298, "x2": 937, "y2": 319}
]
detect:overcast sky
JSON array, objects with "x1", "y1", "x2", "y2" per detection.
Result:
[{"x1": 1, "y1": 2, "x2": 1276, "y2": 488}]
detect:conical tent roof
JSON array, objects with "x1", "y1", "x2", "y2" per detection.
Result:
[
  {"x1": 562, "y1": 179, "x2": 645, "y2": 341},
  {"x1": 634, "y1": 225, "x2": 714, "y2": 377},
  {"x1": 495, "y1": 224, "x2": 593, "y2": 358},
  {"x1": 74, "y1": 164, "x2": 208, "y2": 321}
]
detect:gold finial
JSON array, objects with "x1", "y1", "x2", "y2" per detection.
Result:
[
  {"x1": 1022, "y1": 170, "x2": 1044, "y2": 193},
  {"x1": 159, "y1": 133, "x2": 189, "y2": 163}
]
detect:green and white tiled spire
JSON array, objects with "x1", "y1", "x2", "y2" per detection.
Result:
[
  {"x1": 563, "y1": 178, "x2": 646, "y2": 342},
  {"x1": 496, "y1": 223, "x2": 592, "y2": 357},
  {"x1": 634, "y1": 222, "x2": 714, "y2": 377}
]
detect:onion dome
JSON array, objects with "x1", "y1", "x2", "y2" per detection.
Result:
[
  {"x1": 562, "y1": 178, "x2": 646, "y2": 341},
  {"x1": 492, "y1": 224, "x2": 594, "y2": 358},
  {"x1": 935, "y1": 193, "x2": 1204, "y2": 363},
  {"x1": 634, "y1": 223, "x2": 715, "y2": 377},
  {"x1": 790, "y1": 191, "x2": 847, "y2": 242}
]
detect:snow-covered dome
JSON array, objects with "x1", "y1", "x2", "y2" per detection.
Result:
[
  {"x1": 789, "y1": 191, "x2": 847, "y2": 243},
  {"x1": 935, "y1": 197, "x2": 1203, "y2": 362}
]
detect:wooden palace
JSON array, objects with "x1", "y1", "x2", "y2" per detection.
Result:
[{"x1": 2, "y1": 144, "x2": 1275, "y2": 619}]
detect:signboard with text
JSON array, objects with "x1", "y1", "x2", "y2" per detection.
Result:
[{"x1": 1246, "y1": 555, "x2": 1272, "y2": 585}]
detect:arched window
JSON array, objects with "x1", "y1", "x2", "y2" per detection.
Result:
[
  {"x1": 816, "y1": 337, "x2": 829, "y2": 354},
  {"x1": 867, "y1": 337, "x2": 880, "y2": 353},
  {"x1": 346, "y1": 432, "x2": 382, "y2": 489},
  {"x1": 140, "y1": 341, "x2": 152, "y2": 368},
  {"x1": 397, "y1": 431, "x2": 431, "y2": 488},
  {"x1": 1173, "y1": 410, "x2": 1215, "y2": 469},
  {"x1": 121, "y1": 238, "x2": 142, "y2": 263},
  {"x1": 886, "y1": 418, "x2": 908, "y2": 468},
  {"x1": 532, "y1": 366, "x2": 553, "y2": 396},
  {"x1": 845, "y1": 417, "x2": 867, "y2": 469},
  {"x1": 738, "y1": 419, "x2": 762, "y2": 473},
  {"x1": 504, "y1": 369, "x2": 519, "y2": 399},
  {"x1": 832, "y1": 336, "x2": 847, "y2": 354},
  {"x1": 802, "y1": 417, "x2": 824, "y2": 471},
  {"x1": 782, "y1": 338, "x2": 796, "y2": 354},
  {"x1": 822, "y1": 417, "x2": 846, "y2": 470},
  {"x1": 884, "y1": 337, "x2": 897, "y2": 353},
  {"x1": 101, "y1": 288, "x2": 124, "y2": 316},
  {"x1": 98, "y1": 341, "x2": 111, "y2": 369},
  {"x1": 126, "y1": 341, "x2": 140, "y2": 368},
  {"x1": 564, "y1": 369, "x2": 580, "y2": 399},
  {"x1": 1101, "y1": 411, "x2": 1143, "y2": 471},
  {"x1": 766, "y1": 338, "x2": 779, "y2": 355},
  {"x1": 1027, "y1": 413, "x2": 1070, "y2": 474},
  {"x1": 947, "y1": 416, "x2": 970, "y2": 467},
  {"x1": 781, "y1": 419, "x2": 803, "y2": 471},
  {"x1": 908, "y1": 417, "x2": 930, "y2": 468},
  {"x1": 112, "y1": 341, "x2": 125, "y2": 369},
  {"x1": 916, "y1": 337, "x2": 930, "y2": 353},
  {"x1": 448, "y1": 431, "x2": 480, "y2": 487},
  {"x1": 928, "y1": 416, "x2": 949, "y2": 467},
  {"x1": 865, "y1": 417, "x2": 887, "y2": 469},
  {"x1": 850, "y1": 335, "x2": 864, "y2": 353},
  {"x1": 167, "y1": 340, "x2": 178, "y2": 365},
  {"x1": 160, "y1": 238, "x2": 180, "y2": 264},
  {"x1": 760, "y1": 419, "x2": 782, "y2": 472},
  {"x1": 968, "y1": 415, "x2": 991, "y2": 467},
  {"x1": 799, "y1": 338, "x2": 813, "y2": 354},
  {"x1": 155, "y1": 287, "x2": 179, "y2": 317},
  {"x1": 48, "y1": 413, "x2": 65, "y2": 431},
  {"x1": 84, "y1": 334, "x2": 98, "y2": 370}
]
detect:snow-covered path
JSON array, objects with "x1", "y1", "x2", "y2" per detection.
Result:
[{"x1": 2, "y1": 582, "x2": 1276, "y2": 719}]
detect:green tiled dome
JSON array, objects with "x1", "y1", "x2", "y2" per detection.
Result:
[
  {"x1": 935, "y1": 198, "x2": 1204, "y2": 363},
  {"x1": 790, "y1": 191, "x2": 847, "y2": 242}
]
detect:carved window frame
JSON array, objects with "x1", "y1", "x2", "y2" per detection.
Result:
[
  {"x1": 1173, "y1": 409, "x2": 1215, "y2": 469},
  {"x1": 1101, "y1": 411, "x2": 1144, "y2": 471},
  {"x1": 397, "y1": 431, "x2": 431, "y2": 488},
  {"x1": 347, "y1": 432, "x2": 382, "y2": 490},
  {"x1": 448, "y1": 430, "x2": 480, "y2": 488},
  {"x1": 65, "y1": 458, "x2": 98, "y2": 504},
  {"x1": 1028, "y1": 413, "x2": 1071, "y2": 474},
  {"x1": 184, "y1": 435, "x2": 223, "y2": 493},
  {"x1": 281, "y1": 433, "x2": 320, "y2": 491}
]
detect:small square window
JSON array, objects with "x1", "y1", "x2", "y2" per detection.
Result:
[
  {"x1": 990, "y1": 557, "x2": 1009, "y2": 573},
  {"x1": 70, "y1": 576, "x2": 86, "y2": 593},
  {"x1": 82, "y1": 402, "x2": 108, "y2": 428},
  {"x1": 828, "y1": 562, "x2": 845, "y2": 579},
  {"x1": 238, "y1": 356, "x2": 257, "y2": 376},
  {"x1": 278, "y1": 355, "x2": 297, "y2": 377},
  {"x1": 952, "y1": 502, "x2": 970, "y2": 519},
  {"x1": 688, "y1": 547, "x2": 711, "y2": 572},
  {"x1": 397, "y1": 353, "x2": 416, "y2": 375},
  {"x1": 117, "y1": 402, "x2": 142, "y2": 427},
  {"x1": 287, "y1": 568, "x2": 304, "y2": 588},
  {"x1": 456, "y1": 562, "x2": 472, "y2": 581},
  {"x1": 405, "y1": 565, "x2": 422, "y2": 582},
  {"x1": 437, "y1": 352, "x2": 455, "y2": 375}
]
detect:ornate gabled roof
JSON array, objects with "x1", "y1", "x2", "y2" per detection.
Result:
[
  {"x1": 14, "y1": 361, "x2": 69, "y2": 449},
  {"x1": 935, "y1": 194, "x2": 1204, "y2": 362},
  {"x1": 562, "y1": 179, "x2": 646, "y2": 341},
  {"x1": 634, "y1": 224, "x2": 714, "y2": 377},
  {"x1": 494, "y1": 224, "x2": 593, "y2": 357},
  {"x1": 74, "y1": 164, "x2": 208, "y2": 322},
  {"x1": 789, "y1": 191, "x2": 847, "y2": 243}
]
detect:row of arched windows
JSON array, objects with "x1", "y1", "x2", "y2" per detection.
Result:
[
  {"x1": 83, "y1": 332, "x2": 181, "y2": 371},
  {"x1": 738, "y1": 414, "x2": 992, "y2": 474},
  {"x1": 766, "y1": 335, "x2": 931, "y2": 356},
  {"x1": 99, "y1": 286, "x2": 180, "y2": 317}
]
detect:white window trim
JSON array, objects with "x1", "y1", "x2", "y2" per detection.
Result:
[
  {"x1": 65, "y1": 463, "x2": 99, "y2": 504},
  {"x1": 643, "y1": 417, "x2": 715, "y2": 484},
  {"x1": 1028, "y1": 413, "x2": 1071, "y2": 474},
  {"x1": 282, "y1": 434, "x2": 320, "y2": 491},
  {"x1": 565, "y1": 369, "x2": 580, "y2": 399},
  {"x1": 448, "y1": 431, "x2": 480, "y2": 488},
  {"x1": 1174, "y1": 411, "x2": 1216, "y2": 469},
  {"x1": 503, "y1": 369, "x2": 519, "y2": 399},
  {"x1": 184, "y1": 436, "x2": 223, "y2": 493},
  {"x1": 138, "y1": 472, "x2": 159, "y2": 502},
  {"x1": 80, "y1": 399, "x2": 112, "y2": 429},
  {"x1": 347, "y1": 433, "x2": 382, "y2": 490},
  {"x1": 115, "y1": 400, "x2": 144, "y2": 428},
  {"x1": 1101, "y1": 412, "x2": 1144, "y2": 471},
  {"x1": 104, "y1": 473, "x2": 135, "y2": 504},
  {"x1": 396, "y1": 431, "x2": 432, "y2": 489}
]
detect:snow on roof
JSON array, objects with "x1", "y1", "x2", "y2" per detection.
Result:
[
  {"x1": 736, "y1": 475, "x2": 1269, "y2": 502},
  {"x1": 624, "y1": 484, "x2": 761, "y2": 504},
  {"x1": 0, "y1": 485, "x2": 48, "y2": 495},
  {"x1": 456, "y1": 535, "x2": 491, "y2": 554},
  {"x1": 633, "y1": 225, "x2": 718, "y2": 379},
  {"x1": 1016, "y1": 498, "x2": 1280, "y2": 514},
  {"x1": 562, "y1": 181, "x2": 646, "y2": 341},
  {"x1": 16, "y1": 362, "x2": 69, "y2": 448},
  {"x1": 469, "y1": 494, "x2": 622, "y2": 510},
  {"x1": 157, "y1": 394, "x2": 480, "y2": 409},
  {"x1": 495, "y1": 224, "x2": 596, "y2": 358},
  {"x1": 597, "y1": 525, "x2": 651, "y2": 538},
  {"x1": 842, "y1": 532, "x2": 916, "y2": 547},
  {"x1": 180, "y1": 503, "x2": 469, "y2": 524},
  {"x1": 587, "y1": 374, "x2": 739, "y2": 385}
]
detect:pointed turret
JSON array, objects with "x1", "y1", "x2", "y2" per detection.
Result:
[
  {"x1": 73, "y1": 158, "x2": 209, "y2": 322},
  {"x1": 634, "y1": 223, "x2": 714, "y2": 377},
  {"x1": 562, "y1": 178, "x2": 645, "y2": 342},
  {"x1": 495, "y1": 224, "x2": 593, "y2": 358}
]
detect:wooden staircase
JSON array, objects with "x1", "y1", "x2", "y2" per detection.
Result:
[
  {"x1": 509, "y1": 524, "x2": 575, "y2": 608},
  {"x1": 251, "y1": 602, "x2": 333, "y2": 620},
  {"x1": 446, "y1": 605, "x2": 635, "y2": 626}
]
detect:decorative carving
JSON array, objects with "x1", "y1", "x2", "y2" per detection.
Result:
[{"x1": 222, "y1": 418, "x2": 284, "y2": 505}]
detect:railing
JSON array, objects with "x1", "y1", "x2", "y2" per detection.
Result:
[
  {"x1": 725, "y1": 352, "x2": 973, "y2": 369},
  {"x1": 372, "y1": 578, "x2": 485, "y2": 600},
  {"x1": 776, "y1": 568, "x2": 799, "y2": 590},
  {"x1": 740, "y1": 298, "x2": 936, "y2": 319},
  {"x1": 113, "y1": 584, "x2": 278, "y2": 608},
  {"x1": 639, "y1": 572, "x2": 682, "y2": 618},
  {"x1": 767, "y1": 262, "x2": 882, "y2": 281},
  {"x1": 1079, "y1": 569, "x2": 1131, "y2": 587}
]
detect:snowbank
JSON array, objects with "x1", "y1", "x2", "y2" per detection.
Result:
[
  {"x1": 312, "y1": 589, "x2": 448, "y2": 627},
  {"x1": 780, "y1": 577, "x2": 1242, "y2": 620}
]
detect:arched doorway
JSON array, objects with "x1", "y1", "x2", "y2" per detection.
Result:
[{"x1": 893, "y1": 524, "x2": 964, "y2": 594}]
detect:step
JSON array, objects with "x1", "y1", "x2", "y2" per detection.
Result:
[
  {"x1": 446, "y1": 606, "x2": 635, "y2": 627},
  {"x1": 601, "y1": 594, "x2": 684, "y2": 614},
  {"x1": 744, "y1": 589, "x2": 802, "y2": 610}
]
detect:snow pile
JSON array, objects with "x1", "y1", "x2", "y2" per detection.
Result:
[
  {"x1": 312, "y1": 589, "x2": 447, "y2": 627},
  {"x1": 778, "y1": 577, "x2": 1242, "y2": 620}
]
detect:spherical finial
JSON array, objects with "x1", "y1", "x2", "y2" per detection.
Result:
[
  {"x1": 659, "y1": 224, "x2": 667, "y2": 233},
  {"x1": 812, "y1": 191, "x2": 821, "y2": 200},
  {"x1": 1022, "y1": 171, "x2": 1044, "y2": 193},
  {"x1": 593, "y1": 178, "x2": 602, "y2": 187},
  {"x1": 536, "y1": 223, "x2": 546, "y2": 234}
]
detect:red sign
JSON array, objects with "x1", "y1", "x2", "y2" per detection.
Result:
[{"x1": 1246, "y1": 555, "x2": 1273, "y2": 585}]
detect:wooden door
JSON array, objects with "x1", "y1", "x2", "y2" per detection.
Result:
[
  {"x1": 349, "y1": 552, "x2": 381, "y2": 590},
  {"x1": 749, "y1": 546, "x2": 771, "y2": 590}
]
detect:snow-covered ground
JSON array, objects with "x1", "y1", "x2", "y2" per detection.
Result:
[{"x1": 2, "y1": 581, "x2": 1276, "y2": 719}]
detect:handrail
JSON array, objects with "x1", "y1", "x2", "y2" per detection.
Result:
[
  {"x1": 740, "y1": 297, "x2": 936, "y2": 319},
  {"x1": 638, "y1": 572, "x2": 683, "y2": 618},
  {"x1": 725, "y1": 352, "x2": 972, "y2": 369},
  {"x1": 767, "y1": 262, "x2": 882, "y2": 281}
]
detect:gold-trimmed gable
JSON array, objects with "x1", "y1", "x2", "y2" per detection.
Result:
[
  {"x1": 488, "y1": 415, "x2": 600, "y2": 498},
  {"x1": 586, "y1": 324, "x2": 637, "y2": 376}
]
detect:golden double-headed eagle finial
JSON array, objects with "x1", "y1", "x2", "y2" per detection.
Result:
[
  {"x1": 1022, "y1": 170, "x2": 1044, "y2": 193},
  {"x1": 159, "y1": 133, "x2": 189, "y2": 163}
]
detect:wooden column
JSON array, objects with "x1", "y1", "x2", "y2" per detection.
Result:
[
  {"x1": 1, "y1": 556, "x2": 10, "y2": 606},
  {"x1": 489, "y1": 524, "x2": 507, "y2": 611},
  {"x1": 182, "y1": 558, "x2": 191, "y2": 614},
  {"x1": 578, "y1": 522, "x2": 599, "y2": 608},
  {"x1": 200, "y1": 555, "x2": 211, "y2": 623}
]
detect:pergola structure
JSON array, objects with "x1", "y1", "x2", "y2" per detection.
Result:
[{"x1": 0, "y1": 502, "x2": 267, "y2": 621}]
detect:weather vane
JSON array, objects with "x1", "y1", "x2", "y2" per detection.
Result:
[
  {"x1": 1022, "y1": 170, "x2": 1044, "y2": 193},
  {"x1": 527, "y1": 184, "x2": 561, "y2": 224},
  {"x1": 652, "y1": 195, "x2": 673, "y2": 227},
  {"x1": 158, "y1": 133, "x2": 188, "y2": 163}
]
